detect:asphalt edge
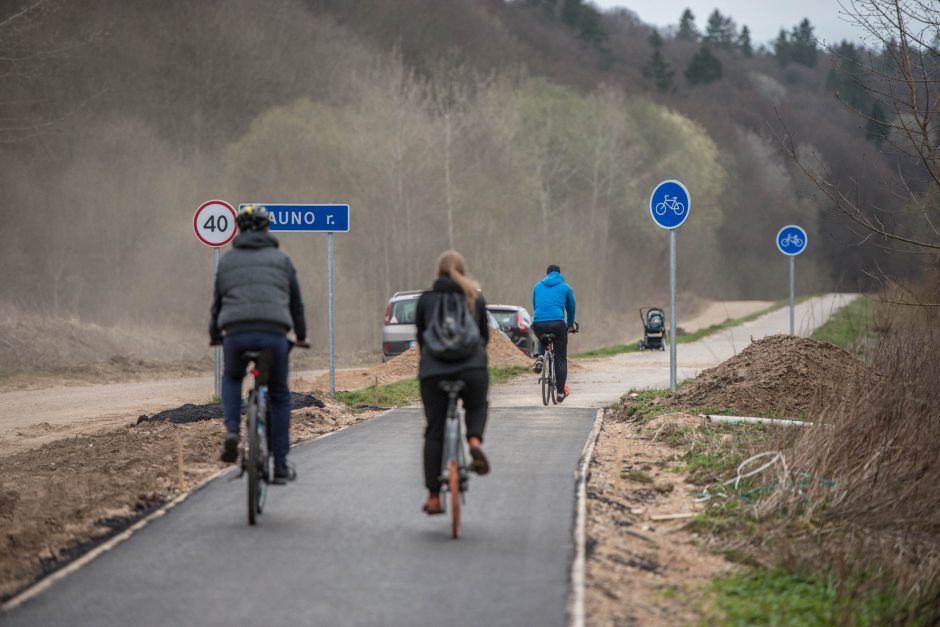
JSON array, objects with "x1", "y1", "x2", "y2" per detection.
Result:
[
  {"x1": 568, "y1": 408, "x2": 604, "y2": 627},
  {"x1": 0, "y1": 409, "x2": 393, "y2": 614}
]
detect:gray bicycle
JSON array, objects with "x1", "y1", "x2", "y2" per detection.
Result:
[{"x1": 438, "y1": 380, "x2": 469, "y2": 539}]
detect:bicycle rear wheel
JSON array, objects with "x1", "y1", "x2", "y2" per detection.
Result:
[
  {"x1": 548, "y1": 355, "x2": 557, "y2": 405},
  {"x1": 540, "y1": 351, "x2": 551, "y2": 406},
  {"x1": 246, "y1": 396, "x2": 261, "y2": 526},
  {"x1": 449, "y1": 460, "x2": 460, "y2": 539}
]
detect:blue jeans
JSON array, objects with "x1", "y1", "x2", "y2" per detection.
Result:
[{"x1": 222, "y1": 332, "x2": 291, "y2": 465}]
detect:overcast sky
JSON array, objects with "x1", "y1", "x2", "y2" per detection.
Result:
[{"x1": 593, "y1": 0, "x2": 866, "y2": 47}]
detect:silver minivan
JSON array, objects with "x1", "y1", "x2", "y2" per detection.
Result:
[{"x1": 381, "y1": 290, "x2": 501, "y2": 361}]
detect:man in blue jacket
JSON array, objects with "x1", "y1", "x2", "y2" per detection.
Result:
[{"x1": 531, "y1": 264, "x2": 577, "y2": 402}]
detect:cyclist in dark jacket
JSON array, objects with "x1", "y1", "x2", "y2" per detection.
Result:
[
  {"x1": 415, "y1": 250, "x2": 490, "y2": 515},
  {"x1": 209, "y1": 205, "x2": 308, "y2": 482}
]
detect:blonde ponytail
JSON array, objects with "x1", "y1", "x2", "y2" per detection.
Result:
[{"x1": 436, "y1": 250, "x2": 479, "y2": 309}]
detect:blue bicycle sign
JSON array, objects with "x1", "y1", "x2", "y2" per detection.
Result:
[
  {"x1": 776, "y1": 225, "x2": 808, "y2": 256},
  {"x1": 649, "y1": 180, "x2": 691, "y2": 229},
  {"x1": 654, "y1": 195, "x2": 686, "y2": 217}
]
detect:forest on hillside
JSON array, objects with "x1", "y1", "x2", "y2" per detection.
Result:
[{"x1": 0, "y1": 0, "x2": 934, "y2": 351}]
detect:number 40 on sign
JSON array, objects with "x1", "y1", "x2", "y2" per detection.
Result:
[{"x1": 194, "y1": 200, "x2": 237, "y2": 248}]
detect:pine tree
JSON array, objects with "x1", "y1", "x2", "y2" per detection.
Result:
[
  {"x1": 559, "y1": 0, "x2": 607, "y2": 47},
  {"x1": 737, "y1": 25, "x2": 753, "y2": 57},
  {"x1": 774, "y1": 29, "x2": 791, "y2": 66},
  {"x1": 642, "y1": 30, "x2": 675, "y2": 92},
  {"x1": 704, "y1": 9, "x2": 737, "y2": 49},
  {"x1": 677, "y1": 8, "x2": 698, "y2": 41},
  {"x1": 866, "y1": 101, "x2": 888, "y2": 143},
  {"x1": 789, "y1": 18, "x2": 818, "y2": 67},
  {"x1": 685, "y1": 44, "x2": 722, "y2": 85},
  {"x1": 826, "y1": 41, "x2": 868, "y2": 110}
]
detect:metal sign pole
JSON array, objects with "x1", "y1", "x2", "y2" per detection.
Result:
[
  {"x1": 328, "y1": 232, "x2": 336, "y2": 398},
  {"x1": 789, "y1": 255, "x2": 795, "y2": 335},
  {"x1": 213, "y1": 247, "x2": 222, "y2": 398},
  {"x1": 669, "y1": 230, "x2": 677, "y2": 392}
]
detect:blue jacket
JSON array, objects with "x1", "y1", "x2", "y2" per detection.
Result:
[{"x1": 532, "y1": 272, "x2": 576, "y2": 325}]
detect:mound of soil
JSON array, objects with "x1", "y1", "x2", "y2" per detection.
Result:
[
  {"x1": 670, "y1": 334, "x2": 871, "y2": 416},
  {"x1": 315, "y1": 331, "x2": 531, "y2": 391},
  {"x1": 136, "y1": 392, "x2": 325, "y2": 425}
]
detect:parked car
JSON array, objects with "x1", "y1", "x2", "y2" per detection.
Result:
[
  {"x1": 383, "y1": 291, "x2": 502, "y2": 361},
  {"x1": 382, "y1": 290, "x2": 423, "y2": 361},
  {"x1": 486, "y1": 304, "x2": 537, "y2": 356}
]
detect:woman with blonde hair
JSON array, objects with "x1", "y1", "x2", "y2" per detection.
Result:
[{"x1": 414, "y1": 250, "x2": 491, "y2": 515}]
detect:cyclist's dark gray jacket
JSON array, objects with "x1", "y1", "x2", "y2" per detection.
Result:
[
  {"x1": 209, "y1": 231, "x2": 306, "y2": 343},
  {"x1": 415, "y1": 276, "x2": 489, "y2": 379}
]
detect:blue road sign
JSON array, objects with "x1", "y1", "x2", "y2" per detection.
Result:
[
  {"x1": 240, "y1": 204, "x2": 350, "y2": 232},
  {"x1": 649, "y1": 180, "x2": 691, "y2": 229},
  {"x1": 776, "y1": 224, "x2": 807, "y2": 256}
]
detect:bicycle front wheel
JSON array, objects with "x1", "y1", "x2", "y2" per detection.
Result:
[
  {"x1": 246, "y1": 396, "x2": 260, "y2": 526},
  {"x1": 449, "y1": 461, "x2": 460, "y2": 539}
]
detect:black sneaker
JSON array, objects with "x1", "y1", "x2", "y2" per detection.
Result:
[
  {"x1": 219, "y1": 431, "x2": 239, "y2": 464},
  {"x1": 273, "y1": 463, "x2": 297, "y2": 484},
  {"x1": 533, "y1": 356, "x2": 544, "y2": 374}
]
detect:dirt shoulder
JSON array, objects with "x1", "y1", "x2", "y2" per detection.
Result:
[
  {"x1": 585, "y1": 407, "x2": 735, "y2": 625},
  {"x1": 0, "y1": 395, "x2": 376, "y2": 603}
]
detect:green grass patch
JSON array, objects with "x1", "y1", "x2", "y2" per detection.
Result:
[
  {"x1": 336, "y1": 378, "x2": 421, "y2": 409},
  {"x1": 574, "y1": 342, "x2": 641, "y2": 358},
  {"x1": 336, "y1": 367, "x2": 528, "y2": 411},
  {"x1": 810, "y1": 296, "x2": 876, "y2": 354},
  {"x1": 489, "y1": 366, "x2": 528, "y2": 384},
  {"x1": 704, "y1": 570, "x2": 917, "y2": 626},
  {"x1": 206, "y1": 394, "x2": 221, "y2": 405},
  {"x1": 618, "y1": 388, "x2": 672, "y2": 421}
]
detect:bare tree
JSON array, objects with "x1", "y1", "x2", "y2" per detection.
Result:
[{"x1": 784, "y1": 0, "x2": 939, "y2": 304}]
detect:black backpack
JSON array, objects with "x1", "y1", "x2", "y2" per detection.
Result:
[{"x1": 422, "y1": 292, "x2": 481, "y2": 361}]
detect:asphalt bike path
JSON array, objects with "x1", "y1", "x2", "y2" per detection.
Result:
[{"x1": 3, "y1": 406, "x2": 597, "y2": 627}]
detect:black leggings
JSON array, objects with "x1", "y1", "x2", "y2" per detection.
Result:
[
  {"x1": 531, "y1": 320, "x2": 569, "y2": 393},
  {"x1": 420, "y1": 369, "x2": 489, "y2": 493}
]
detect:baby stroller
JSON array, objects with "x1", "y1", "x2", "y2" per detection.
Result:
[{"x1": 637, "y1": 307, "x2": 666, "y2": 351}]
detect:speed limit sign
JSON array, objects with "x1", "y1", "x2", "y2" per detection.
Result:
[{"x1": 193, "y1": 200, "x2": 237, "y2": 247}]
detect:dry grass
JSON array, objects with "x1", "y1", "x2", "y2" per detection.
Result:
[{"x1": 707, "y1": 317, "x2": 940, "y2": 622}]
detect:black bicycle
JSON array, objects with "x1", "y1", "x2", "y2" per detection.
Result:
[
  {"x1": 538, "y1": 334, "x2": 559, "y2": 406},
  {"x1": 236, "y1": 341, "x2": 308, "y2": 526},
  {"x1": 537, "y1": 323, "x2": 578, "y2": 406},
  {"x1": 439, "y1": 380, "x2": 469, "y2": 539},
  {"x1": 235, "y1": 349, "x2": 274, "y2": 526}
]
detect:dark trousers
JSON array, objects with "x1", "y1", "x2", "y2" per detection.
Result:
[
  {"x1": 531, "y1": 320, "x2": 569, "y2": 393},
  {"x1": 420, "y1": 369, "x2": 489, "y2": 492},
  {"x1": 222, "y1": 332, "x2": 291, "y2": 465}
]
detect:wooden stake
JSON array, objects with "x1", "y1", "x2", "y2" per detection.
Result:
[{"x1": 176, "y1": 435, "x2": 185, "y2": 493}]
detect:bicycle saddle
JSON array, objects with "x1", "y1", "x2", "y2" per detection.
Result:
[
  {"x1": 439, "y1": 380, "x2": 466, "y2": 394},
  {"x1": 539, "y1": 333, "x2": 557, "y2": 344},
  {"x1": 241, "y1": 349, "x2": 274, "y2": 384}
]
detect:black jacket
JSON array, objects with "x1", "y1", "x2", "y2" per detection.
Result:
[
  {"x1": 209, "y1": 231, "x2": 307, "y2": 343},
  {"x1": 415, "y1": 276, "x2": 489, "y2": 379}
]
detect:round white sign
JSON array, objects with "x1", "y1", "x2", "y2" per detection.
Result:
[{"x1": 194, "y1": 200, "x2": 237, "y2": 247}]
